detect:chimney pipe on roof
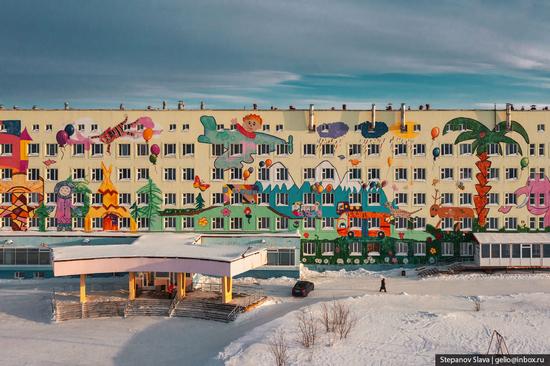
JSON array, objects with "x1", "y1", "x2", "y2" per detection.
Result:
[
  {"x1": 64, "y1": 102, "x2": 69, "y2": 110},
  {"x1": 342, "y1": 104, "x2": 347, "y2": 110},
  {"x1": 506, "y1": 103, "x2": 512, "y2": 130},
  {"x1": 177, "y1": 101, "x2": 184, "y2": 110},
  {"x1": 200, "y1": 101, "x2": 205, "y2": 110},
  {"x1": 253, "y1": 103, "x2": 257, "y2": 110},
  {"x1": 308, "y1": 104, "x2": 316, "y2": 132},
  {"x1": 119, "y1": 103, "x2": 125, "y2": 111},
  {"x1": 371, "y1": 104, "x2": 376, "y2": 130},
  {"x1": 162, "y1": 101, "x2": 167, "y2": 110},
  {"x1": 400, "y1": 103, "x2": 406, "y2": 132}
]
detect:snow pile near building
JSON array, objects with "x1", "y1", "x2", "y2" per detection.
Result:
[
  {"x1": 220, "y1": 292, "x2": 550, "y2": 366},
  {"x1": 301, "y1": 266, "x2": 411, "y2": 279}
]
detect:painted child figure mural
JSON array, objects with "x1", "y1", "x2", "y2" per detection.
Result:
[
  {"x1": 54, "y1": 181, "x2": 80, "y2": 231},
  {"x1": 198, "y1": 114, "x2": 293, "y2": 170}
]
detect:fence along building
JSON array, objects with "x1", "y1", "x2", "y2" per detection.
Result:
[{"x1": 0, "y1": 104, "x2": 548, "y2": 274}]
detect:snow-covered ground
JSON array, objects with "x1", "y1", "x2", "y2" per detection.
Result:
[{"x1": 1, "y1": 270, "x2": 549, "y2": 365}]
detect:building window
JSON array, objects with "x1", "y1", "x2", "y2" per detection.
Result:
[
  {"x1": 1, "y1": 169, "x2": 12, "y2": 181},
  {"x1": 118, "y1": 168, "x2": 131, "y2": 181},
  {"x1": 230, "y1": 167, "x2": 243, "y2": 181},
  {"x1": 367, "y1": 144, "x2": 380, "y2": 156},
  {"x1": 396, "y1": 242, "x2": 408, "y2": 256},
  {"x1": 164, "y1": 168, "x2": 176, "y2": 181},
  {"x1": 92, "y1": 217, "x2": 103, "y2": 229},
  {"x1": 322, "y1": 168, "x2": 335, "y2": 180},
  {"x1": 118, "y1": 144, "x2": 131, "y2": 157},
  {"x1": 394, "y1": 193, "x2": 408, "y2": 205},
  {"x1": 211, "y1": 144, "x2": 224, "y2": 157},
  {"x1": 72, "y1": 168, "x2": 86, "y2": 181},
  {"x1": 257, "y1": 217, "x2": 270, "y2": 230},
  {"x1": 504, "y1": 217, "x2": 517, "y2": 230},
  {"x1": 442, "y1": 218, "x2": 454, "y2": 230},
  {"x1": 211, "y1": 168, "x2": 224, "y2": 180},
  {"x1": 182, "y1": 144, "x2": 194, "y2": 156},
  {"x1": 27, "y1": 168, "x2": 40, "y2": 181},
  {"x1": 303, "y1": 193, "x2": 315, "y2": 205},
  {"x1": 441, "y1": 242, "x2": 454, "y2": 256},
  {"x1": 395, "y1": 168, "x2": 407, "y2": 181},
  {"x1": 182, "y1": 168, "x2": 195, "y2": 181},
  {"x1": 487, "y1": 143, "x2": 500, "y2": 155},
  {"x1": 262, "y1": 124, "x2": 270, "y2": 131},
  {"x1": 72, "y1": 144, "x2": 84, "y2": 156},
  {"x1": 505, "y1": 168, "x2": 518, "y2": 180},
  {"x1": 119, "y1": 193, "x2": 131, "y2": 205},
  {"x1": 413, "y1": 193, "x2": 426, "y2": 205},
  {"x1": 394, "y1": 143, "x2": 407, "y2": 156},
  {"x1": 395, "y1": 217, "x2": 407, "y2": 230},
  {"x1": 137, "y1": 193, "x2": 149, "y2": 205},
  {"x1": 505, "y1": 143, "x2": 519, "y2": 156},
  {"x1": 91, "y1": 193, "x2": 102, "y2": 205},
  {"x1": 258, "y1": 168, "x2": 269, "y2": 181},
  {"x1": 276, "y1": 124, "x2": 284, "y2": 131},
  {"x1": 27, "y1": 143, "x2": 40, "y2": 156},
  {"x1": 487, "y1": 217, "x2": 499, "y2": 230},
  {"x1": 348, "y1": 168, "x2": 361, "y2": 181},
  {"x1": 164, "y1": 193, "x2": 176, "y2": 206},
  {"x1": 460, "y1": 242, "x2": 474, "y2": 256},
  {"x1": 212, "y1": 193, "x2": 224, "y2": 205},
  {"x1": 321, "y1": 242, "x2": 334, "y2": 255},
  {"x1": 367, "y1": 168, "x2": 380, "y2": 180},
  {"x1": 267, "y1": 248, "x2": 295, "y2": 266},
  {"x1": 303, "y1": 144, "x2": 316, "y2": 156},
  {"x1": 162, "y1": 217, "x2": 175, "y2": 230},
  {"x1": 304, "y1": 217, "x2": 316, "y2": 230},
  {"x1": 321, "y1": 144, "x2": 335, "y2": 156},
  {"x1": 276, "y1": 217, "x2": 288, "y2": 230},
  {"x1": 181, "y1": 193, "x2": 195, "y2": 206},
  {"x1": 257, "y1": 193, "x2": 270, "y2": 205},
  {"x1": 212, "y1": 217, "x2": 224, "y2": 230},
  {"x1": 164, "y1": 143, "x2": 177, "y2": 157},
  {"x1": 412, "y1": 144, "x2": 425, "y2": 156},
  {"x1": 91, "y1": 168, "x2": 103, "y2": 182},
  {"x1": 137, "y1": 144, "x2": 149, "y2": 156},
  {"x1": 303, "y1": 242, "x2": 315, "y2": 256},
  {"x1": 137, "y1": 168, "x2": 149, "y2": 181},
  {"x1": 413, "y1": 168, "x2": 426, "y2": 181},
  {"x1": 349, "y1": 144, "x2": 361, "y2": 156},
  {"x1": 230, "y1": 144, "x2": 243, "y2": 156},
  {"x1": 230, "y1": 192, "x2": 242, "y2": 205},
  {"x1": 257, "y1": 144, "x2": 270, "y2": 155},
  {"x1": 322, "y1": 193, "x2": 334, "y2": 206},
  {"x1": 349, "y1": 241, "x2": 362, "y2": 256},
  {"x1": 440, "y1": 144, "x2": 453, "y2": 156},
  {"x1": 368, "y1": 193, "x2": 380, "y2": 205},
  {"x1": 138, "y1": 217, "x2": 150, "y2": 230},
  {"x1": 230, "y1": 217, "x2": 243, "y2": 230},
  {"x1": 459, "y1": 193, "x2": 472, "y2": 205},
  {"x1": 440, "y1": 168, "x2": 454, "y2": 180},
  {"x1": 537, "y1": 123, "x2": 545, "y2": 132},
  {"x1": 538, "y1": 143, "x2": 545, "y2": 156},
  {"x1": 0, "y1": 144, "x2": 13, "y2": 156},
  {"x1": 46, "y1": 144, "x2": 58, "y2": 157},
  {"x1": 349, "y1": 193, "x2": 362, "y2": 204},
  {"x1": 460, "y1": 168, "x2": 472, "y2": 180},
  {"x1": 321, "y1": 217, "x2": 334, "y2": 229},
  {"x1": 276, "y1": 193, "x2": 288, "y2": 206},
  {"x1": 182, "y1": 217, "x2": 194, "y2": 230},
  {"x1": 459, "y1": 143, "x2": 472, "y2": 155},
  {"x1": 276, "y1": 167, "x2": 288, "y2": 181},
  {"x1": 413, "y1": 217, "x2": 426, "y2": 229},
  {"x1": 442, "y1": 193, "x2": 455, "y2": 205},
  {"x1": 505, "y1": 193, "x2": 517, "y2": 205},
  {"x1": 487, "y1": 168, "x2": 499, "y2": 180},
  {"x1": 413, "y1": 242, "x2": 426, "y2": 256},
  {"x1": 276, "y1": 144, "x2": 290, "y2": 155}
]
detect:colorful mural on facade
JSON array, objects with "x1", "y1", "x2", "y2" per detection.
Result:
[
  {"x1": 0, "y1": 110, "x2": 547, "y2": 267},
  {"x1": 198, "y1": 115, "x2": 293, "y2": 169}
]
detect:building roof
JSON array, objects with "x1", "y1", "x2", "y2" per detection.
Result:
[
  {"x1": 474, "y1": 233, "x2": 550, "y2": 244},
  {"x1": 51, "y1": 233, "x2": 269, "y2": 277}
]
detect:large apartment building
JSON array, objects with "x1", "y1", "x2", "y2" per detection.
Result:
[{"x1": 0, "y1": 105, "x2": 548, "y2": 275}]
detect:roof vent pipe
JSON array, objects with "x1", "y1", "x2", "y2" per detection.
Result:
[
  {"x1": 200, "y1": 101, "x2": 205, "y2": 110},
  {"x1": 64, "y1": 102, "x2": 69, "y2": 110},
  {"x1": 177, "y1": 101, "x2": 184, "y2": 110},
  {"x1": 308, "y1": 104, "x2": 316, "y2": 131},
  {"x1": 400, "y1": 103, "x2": 406, "y2": 132},
  {"x1": 162, "y1": 101, "x2": 167, "y2": 110},
  {"x1": 506, "y1": 103, "x2": 512, "y2": 130},
  {"x1": 370, "y1": 104, "x2": 376, "y2": 130}
]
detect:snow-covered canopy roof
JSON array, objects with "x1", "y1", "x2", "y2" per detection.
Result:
[
  {"x1": 52, "y1": 234, "x2": 269, "y2": 277},
  {"x1": 474, "y1": 233, "x2": 550, "y2": 244}
]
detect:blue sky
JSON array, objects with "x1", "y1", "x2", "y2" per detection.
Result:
[{"x1": 2, "y1": 0, "x2": 550, "y2": 109}]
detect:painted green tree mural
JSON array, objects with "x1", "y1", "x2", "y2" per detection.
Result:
[
  {"x1": 68, "y1": 177, "x2": 91, "y2": 219},
  {"x1": 443, "y1": 118, "x2": 529, "y2": 227},
  {"x1": 195, "y1": 193, "x2": 205, "y2": 210},
  {"x1": 133, "y1": 178, "x2": 162, "y2": 230},
  {"x1": 34, "y1": 203, "x2": 51, "y2": 232}
]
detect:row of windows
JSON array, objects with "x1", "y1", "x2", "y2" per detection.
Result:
[
  {"x1": 5, "y1": 165, "x2": 546, "y2": 185},
  {"x1": 3, "y1": 141, "x2": 549, "y2": 160},
  {"x1": 0, "y1": 248, "x2": 51, "y2": 265},
  {"x1": 303, "y1": 241, "x2": 475, "y2": 257},
  {"x1": 481, "y1": 243, "x2": 550, "y2": 258}
]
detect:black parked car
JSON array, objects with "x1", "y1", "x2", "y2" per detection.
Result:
[{"x1": 292, "y1": 280, "x2": 314, "y2": 297}]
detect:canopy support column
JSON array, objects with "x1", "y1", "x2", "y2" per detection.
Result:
[
  {"x1": 129, "y1": 272, "x2": 136, "y2": 300},
  {"x1": 177, "y1": 272, "x2": 186, "y2": 300},
  {"x1": 222, "y1": 276, "x2": 232, "y2": 303},
  {"x1": 80, "y1": 274, "x2": 87, "y2": 303}
]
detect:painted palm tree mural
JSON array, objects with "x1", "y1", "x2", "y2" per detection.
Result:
[{"x1": 443, "y1": 118, "x2": 529, "y2": 227}]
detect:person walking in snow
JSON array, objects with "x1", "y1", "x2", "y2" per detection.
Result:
[{"x1": 379, "y1": 278, "x2": 387, "y2": 292}]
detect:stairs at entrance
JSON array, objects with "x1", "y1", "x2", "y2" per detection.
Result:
[
  {"x1": 172, "y1": 300, "x2": 243, "y2": 322},
  {"x1": 124, "y1": 299, "x2": 172, "y2": 317}
]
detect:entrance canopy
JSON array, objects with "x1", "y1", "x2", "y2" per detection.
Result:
[{"x1": 52, "y1": 234, "x2": 267, "y2": 277}]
